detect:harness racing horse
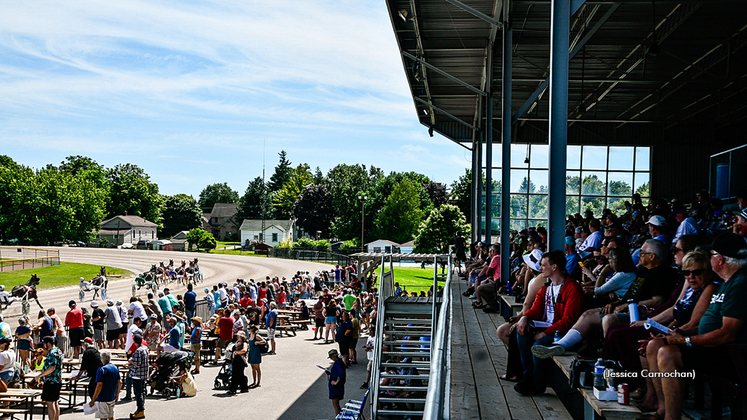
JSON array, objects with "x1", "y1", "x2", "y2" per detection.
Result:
[
  {"x1": 9, "y1": 274, "x2": 43, "y2": 315},
  {"x1": 79, "y1": 267, "x2": 108, "y2": 301}
]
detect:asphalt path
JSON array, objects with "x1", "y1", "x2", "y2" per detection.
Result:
[{"x1": 11, "y1": 248, "x2": 369, "y2": 420}]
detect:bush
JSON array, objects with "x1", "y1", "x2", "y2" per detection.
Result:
[
  {"x1": 292, "y1": 237, "x2": 330, "y2": 251},
  {"x1": 276, "y1": 238, "x2": 293, "y2": 249},
  {"x1": 339, "y1": 239, "x2": 360, "y2": 252}
]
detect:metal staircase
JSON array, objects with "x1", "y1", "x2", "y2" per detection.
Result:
[{"x1": 370, "y1": 255, "x2": 451, "y2": 419}]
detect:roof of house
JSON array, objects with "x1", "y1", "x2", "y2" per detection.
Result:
[
  {"x1": 101, "y1": 215, "x2": 157, "y2": 228},
  {"x1": 171, "y1": 231, "x2": 190, "y2": 240},
  {"x1": 239, "y1": 219, "x2": 293, "y2": 232},
  {"x1": 97, "y1": 228, "x2": 133, "y2": 235},
  {"x1": 209, "y1": 203, "x2": 238, "y2": 218},
  {"x1": 400, "y1": 240, "x2": 415, "y2": 248},
  {"x1": 365, "y1": 239, "x2": 401, "y2": 247}
]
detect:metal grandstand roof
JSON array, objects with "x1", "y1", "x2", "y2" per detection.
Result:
[{"x1": 385, "y1": 0, "x2": 747, "y2": 146}]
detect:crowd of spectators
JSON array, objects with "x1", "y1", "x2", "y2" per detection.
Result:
[{"x1": 458, "y1": 190, "x2": 747, "y2": 420}]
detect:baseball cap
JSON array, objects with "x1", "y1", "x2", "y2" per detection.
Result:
[
  {"x1": 734, "y1": 209, "x2": 747, "y2": 220},
  {"x1": 564, "y1": 236, "x2": 575, "y2": 247},
  {"x1": 84, "y1": 337, "x2": 94, "y2": 344},
  {"x1": 701, "y1": 232, "x2": 747, "y2": 259},
  {"x1": 646, "y1": 215, "x2": 666, "y2": 226}
]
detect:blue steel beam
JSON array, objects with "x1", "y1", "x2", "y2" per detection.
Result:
[
  {"x1": 443, "y1": 0, "x2": 502, "y2": 28},
  {"x1": 548, "y1": 0, "x2": 571, "y2": 252}
]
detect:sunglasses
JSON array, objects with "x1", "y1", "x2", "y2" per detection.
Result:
[
  {"x1": 681, "y1": 268, "x2": 704, "y2": 277},
  {"x1": 671, "y1": 246, "x2": 682, "y2": 253}
]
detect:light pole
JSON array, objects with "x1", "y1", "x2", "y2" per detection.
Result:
[{"x1": 358, "y1": 195, "x2": 367, "y2": 252}]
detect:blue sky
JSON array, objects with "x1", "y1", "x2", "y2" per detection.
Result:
[{"x1": 0, "y1": 1, "x2": 470, "y2": 197}]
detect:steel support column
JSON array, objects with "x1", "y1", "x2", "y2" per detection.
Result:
[
  {"x1": 471, "y1": 136, "x2": 479, "y2": 242},
  {"x1": 485, "y1": 58, "x2": 494, "y2": 243},
  {"x1": 548, "y1": 0, "x2": 570, "y2": 251},
  {"x1": 476, "y1": 130, "x2": 483, "y2": 241},
  {"x1": 501, "y1": 7, "x2": 512, "y2": 284}
]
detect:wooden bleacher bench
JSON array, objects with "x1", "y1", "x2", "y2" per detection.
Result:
[
  {"x1": 499, "y1": 294, "x2": 524, "y2": 319},
  {"x1": 553, "y1": 354, "x2": 641, "y2": 420}
]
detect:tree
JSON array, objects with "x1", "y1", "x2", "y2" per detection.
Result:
[
  {"x1": 292, "y1": 184, "x2": 334, "y2": 237},
  {"x1": 374, "y1": 179, "x2": 424, "y2": 244},
  {"x1": 450, "y1": 169, "x2": 473, "y2": 224},
  {"x1": 267, "y1": 150, "x2": 293, "y2": 193},
  {"x1": 198, "y1": 182, "x2": 239, "y2": 213},
  {"x1": 236, "y1": 177, "x2": 271, "y2": 222},
  {"x1": 186, "y1": 228, "x2": 216, "y2": 251},
  {"x1": 106, "y1": 163, "x2": 164, "y2": 226},
  {"x1": 327, "y1": 164, "x2": 384, "y2": 240},
  {"x1": 273, "y1": 164, "x2": 313, "y2": 217},
  {"x1": 423, "y1": 181, "x2": 449, "y2": 209},
  {"x1": 162, "y1": 194, "x2": 203, "y2": 238},
  {"x1": 414, "y1": 204, "x2": 470, "y2": 253}
]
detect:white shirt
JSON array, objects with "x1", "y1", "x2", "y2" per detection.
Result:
[
  {"x1": 218, "y1": 288, "x2": 227, "y2": 302},
  {"x1": 0, "y1": 350, "x2": 15, "y2": 373},
  {"x1": 578, "y1": 230, "x2": 602, "y2": 255},
  {"x1": 366, "y1": 336, "x2": 375, "y2": 361},
  {"x1": 543, "y1": 283, "x2": 562, "y2": 323},
  {"x1": 125, "y1": 324, "x2": 142, "y2": 351},
  {"x1": 673, "y1": 217, "x2": 699, "y2": 243},
  {"x1": 129, "y1": 301, "x2": 147, "y2": 320}
]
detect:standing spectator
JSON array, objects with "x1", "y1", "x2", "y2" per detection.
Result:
[
  {"x1": 38, "y1": 336, "x2": 63, "y2": 420},
  {"x1": 265, "y1": 302, "x2": 278, "y2": 355},
  {"x1": 324, "y1": 301, "x2": 338, "y2": 343},
  {"x1": 90, "y1": 302, "x2": 106, "y2": 349},
  {"x1": 246, "y1": 301, "x2": 260, "y2": 326},
  {"x1": 143, "y1": 315, "x2": 162, "y2": 353},
  {"x1": 342, "y1": 289, "x2": 356, "y2": 312},
  {"x1": 335, "y1": 311, "x2": 353, "y2": 366},
  {"x1": 189, "y1": 317, "x2": 203, "y2": 374},
  {"x1": 247, "y1": 325, "x2": 265, "y2": 388},
  {"x1": 212, "y1": 286, "x2": 221, "y2": 309},
  {"x1": 228, "y1": 332, "x2": 249, "y2": 394},
  {"x1": 0, "y1": 338, "x2": 16, "y2": 386},
  {"x1": 122, "y1": 316, "x2": 144, "y2": 402},
  {"x1": 89, "y1": 349, "x2": 121, "y2": 420},
  {"x1": 116, "y1": 301, "x2": 128, "y2": 349},
  {"x1": 127, "y1": 335, "x2": 149, "y2": 419},
  {"x1": 204, "y1": 288, "x2": 216, "y2": 317},
  {"x1": 46, "y1": 308, "x2": 67, "y2": 355},
  {"x1": 325, "y1": 349, "x2": 346, "y2": 416},
  {"x1": 104, "y1": 301, "x2": 122, "y2": 349},
  {"x1": 14, "y1": 317, "x2": 32, "y2": 367},
  {"x1": 349, "y1": 310, "x2": 360, "y2": 364},
  {"x1": 33, "y1": 311, "x2": 54, "y2": 344},
  {"x1": 82, "y1": 308, "x2": 94, "y2": 339},
  {"x1": 215, "y1": 310, "x2": 234, "y2": 362},
  {"x1": 157, "y1": 292, "x2": 172, "y2": 327},
  {"x1": 65, "y1": 300, "x2": 85, "y2": 358},
  {"x1": 74, "y1": 338, "x2": 101, "y2": 402},
  {"x1": 128, "y1": 297, "x2": 147, "y2": 321},
  {"x1": 218, "y1": 284, "x2": 228, "y2": 308},
  {"x1": 361, "y1": 326, "x2": 375, "y2": 389},
  {"x1": 164, "y1": 288, "x2": 179, "y2": 311},
  {"x1": 146, "y1": 293, "x2": 163, "y2": 324},
  {"x1": 184, "y1": 284, "x2": 197, "y2": 321}
]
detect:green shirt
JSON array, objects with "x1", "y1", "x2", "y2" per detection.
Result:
[
  {"x1": 343, "y1": 294, "x2": 356, "y2": 312},
  {"x1": 698, "y1": 268, "x2": 747, "y2": 343}
]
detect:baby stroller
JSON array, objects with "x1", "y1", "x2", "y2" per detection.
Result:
[
  {"x1": 149, "y1": 350, "x2": 193, "y2": 399},
  {"x1": 213, "y1": 342, "x2": 235, "y2": 390}
]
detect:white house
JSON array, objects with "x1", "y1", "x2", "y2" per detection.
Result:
[
  {"x1": 240, "y1": 219, "x2": 295, "y2": 247},
  {"x1": 96, "y1": 215, "x2": 158, "y2": 246},
  {"x1": 365, "y1": 239, "x2": 400, "y2": 253}
]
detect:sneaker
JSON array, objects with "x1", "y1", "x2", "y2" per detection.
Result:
[
  {"x1": 531, "y1": 344, "x2": 566, "y2": 359},
  {"x1": 360, "y1": 382, "x2": 368, "y2": 389},
  {"x1": 468, "y1": 294, "x2": 477, "y2": 299}
]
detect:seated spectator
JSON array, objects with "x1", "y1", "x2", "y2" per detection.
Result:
[
  {"x1": 582, "y1": 248, "x2": 638, "y2": 305},
  {"x1": 532, "y1": 239, "x2": 678, "y2": 359},
  {"x1": 474, "y1": 245, "x2": 502, "y2": 312},
  {"x1": 511, "y1": 251, "x2": 584, "y2": 395},
  {"x1": 644, "y1": 233, "x2": 747, "y2": 420},
  {"x1": 578, "y1": 219, "x2": 603, "y2": 257}
]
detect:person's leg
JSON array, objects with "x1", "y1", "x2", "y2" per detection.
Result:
[
  {"x1": 497, "y1": 323, "x2": 512, "y2": 346},
  {"x1": 256, "y1": 365, "x2": 261, "y2": 386},
  {"x1": 602, "y1": 313, "x2": 627, "y2": 337},
  {"x1": 124, "y1": 372, "x2": 132, "y2": 399},
  {"x1": 529, "y1": 335, "x2": 555, "y2": 391},
  {"x1": 52, "y1": 401, "x2": 60, "y2": 420},
  {"x1": 514, "y1": 329, "x2": 535, "y2": 377},
  {"x1": 332, "y1": 398, "x2": 341, "y2": 415},
  {"x1": 646, "y1": 338, "x2": 667, "y2": 419},
  {"x1": 639, "y1": 353, "x2": 658, "y2": 411},
  {"x1": 270, "y1": 338, "x2": 276, "y2": 354},
  {"x1": 250, "y1": 365, "x2": 257, "y2": 385},
  {"x1": 658, "y1": 345, "x2": 686, "y2": 420},
  {"x1": 133, "y1": 379, "x2": 145, "y2": 414},
  {"x1": 480, "y1": 281, "x2": 500, "y2": 310}
]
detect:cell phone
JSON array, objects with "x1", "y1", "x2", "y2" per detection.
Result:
[{"x1": 578, "y1": 261, "x2": 584, "y2": 268}]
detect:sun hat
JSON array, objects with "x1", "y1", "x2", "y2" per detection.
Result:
[
  {"x1": 115, "y1": 300, "x2": 123, "y2": 306},
  {"x1": 90, "y1": 301, "x2": 98, "y2": 308},
  {"x1": 192, "y1": 316, "x2": 203, "y2": 325},
  {"x1": 522, "y1": 249, "x2": 544, "y2": 272},
  {"x1": 328, "y1": 349, "x2": 339, "y2": 358},
  {"x1": 106, "y1": 300, "x2": 114, "y2": 306},
  {"x1": 149, "y1": 314, "x2": 158, "y2": 320},
  {"x1": 646, "y1": 215, "x2": 666, "y2": 227}
]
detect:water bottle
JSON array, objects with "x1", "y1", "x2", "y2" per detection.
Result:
[
  {"x1": 553, "y1": 330, "x2": 561, "y2": 343},
  {"x1": 505, "y1": 282, "x2": 512, "y2": 294},
  {"x1": 627, "y1": 300, "x2": 640, "y2": 322},
  {"x1": 594, "y1": 358, "x2": 606, "y2": 389}
]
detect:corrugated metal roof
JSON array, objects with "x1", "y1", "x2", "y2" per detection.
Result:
[{"x1": 385, "y1": 0, "x2": 747, "y2": 146}]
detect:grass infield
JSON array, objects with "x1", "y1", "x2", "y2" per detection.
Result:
[{"x1": 0, "y1": 263, "x2": 134, "y2": 290}]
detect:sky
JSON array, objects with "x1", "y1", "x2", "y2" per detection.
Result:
[{"x1": 0, "y1": 0, "x2": 471, "y2": 198}]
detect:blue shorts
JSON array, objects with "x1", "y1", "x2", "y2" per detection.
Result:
[{"x1": 325, "y1": 316, "x2": 337, "y2": 325}]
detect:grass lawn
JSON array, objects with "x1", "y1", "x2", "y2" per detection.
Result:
[
  {"x1": 390, "y1": 266, "x2": 446, "y2": 294},
  {"x1": 185, "y1": 248, "x2": 266, "y2": 257},
  {"x1": 0, "y1": 263, "x2": 135, "y2": 290},
  {"x1": 216, "y1": 241, "x2": 241, "y2": 246}
]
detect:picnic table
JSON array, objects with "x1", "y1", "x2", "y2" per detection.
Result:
[
  {"x1": 23, "y1": 371, "x2": 84, "y2": 410},
  {"x1": 276, "y1": 310, "x2": 312, "y2": 330},
  {"x1": 0, "y1": 389, "x2": 42, "y2": 420}
]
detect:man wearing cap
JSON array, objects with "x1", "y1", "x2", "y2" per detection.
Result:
[
  {"x1": 342, "y1": 289, "x2": 356, "y2": 312},
  {"x1": 65, "y1": 300, "x2": 85, "y2": 358},
  {"x1": 190, "y1": 317, "x2": 203, "y2": 374},
  {"x1": 733, "y1": 209, "x2": 747, "y2": 240},
  {"x1": 89, "y1": 349, "x2": 120, "y2": 420},
  {"x1": 127, "y1": 336, "x2": 149, "y2": 419},
  {"x1": 90, "y1": 302, "x2": 106, "y2": 349},
  {"x1": 184, "y1": 284, "x2": 197, "y2": 322},
  {"x1": 103, "y1": 301, "x2": 122, "y2": 349},
  {"x1": 74, "y1": 338, "x2": 102, "y2": 402},
  {"x1": 38, "y1": 336, "x2": 63, "y2": 420},
  {"x1": 325, "y1": 349, "x2": 346, "y2": 416},
  {"x1": 121, "y1": 315, "x2": 145, "y2": 401},
  {"x1": 157, "y1": 291, "x2": 172, "y2": 328},
  {"x1": 645, "y1": 233, "x2": 747, "y2": 420}
]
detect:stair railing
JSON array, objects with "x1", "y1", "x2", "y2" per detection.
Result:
[
  {"x1": 423, "y1": 254, "x2": 452, "y2": 420},
  {"x1": 371, "y1": 255, "x2": 394, "y2": 419}
]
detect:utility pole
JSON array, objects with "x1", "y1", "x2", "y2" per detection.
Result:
[{"x1": 358, "y1": 195, "x2": 367, "y2": 252}]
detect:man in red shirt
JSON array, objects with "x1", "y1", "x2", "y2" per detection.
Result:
[
  {"x1": 475, "y1": 244, "x2": 503, "y2": 312},
  {"x1": 65, "y1": 300, "x2": 85, "y2": 358},
  {"x1": 215, "y1": 310, "x2": 234, "y2": 363},
  {"x1": 239, "y1": 293, "x2": 252, "y2": 309}
]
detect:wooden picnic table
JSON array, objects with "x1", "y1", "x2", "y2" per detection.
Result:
[{"x1": 0, "y1": 389, "x2": 41, "y2": 420}]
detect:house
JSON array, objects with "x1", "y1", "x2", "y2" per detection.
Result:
[
  {"x1": 170, "y1": 231, "x2": 190, "y2": 251},
  {"x1": 96, "y1": 215, "x2": 158, "y2": 246},
  {"x1": 206, "y1": 203, "x2": 241, "y2": 241},
  {"x1": 240, "y1": 219, "x2": 295, "y2": 247},
  {"x1": 151, "y1": 240, "x2": 173, "y2": 251},
  {"x1": 365, "y1": 239, "x2": 401, "y2": 253},
  {"x1": 399, "y1": 240, "x2": 415, "y2": 254}
]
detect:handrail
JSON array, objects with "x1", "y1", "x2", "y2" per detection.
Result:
[
  {"x1": 370, "y1": 255, "x2": 393, "y2": 419},
  {"x1": 423, "y1": 255, "x2": 452, "y2": 420}
]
